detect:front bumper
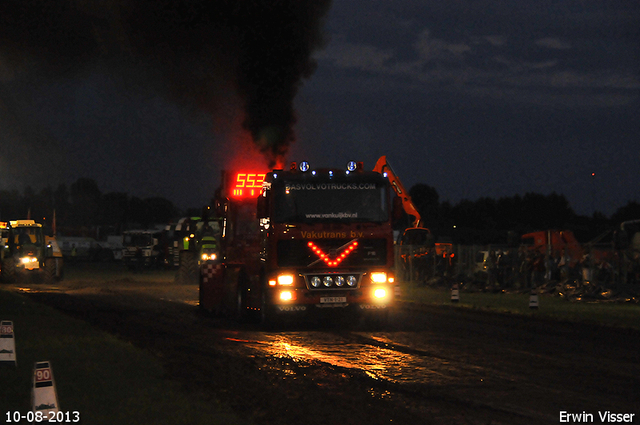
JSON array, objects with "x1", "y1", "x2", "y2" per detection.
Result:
[{"x1": 266, "y1": 284, "x2": 395, "y2": 314}]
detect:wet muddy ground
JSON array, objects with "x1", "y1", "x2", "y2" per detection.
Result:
[{"x1": 9, "y1": 264, "x2": 640, "y2": 424}]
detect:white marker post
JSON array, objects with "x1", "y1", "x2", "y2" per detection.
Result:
[
  {"x1": 450, "y1": 283, "x2": 460, "y2": 303},
  {"x1": 529, "y1": 288, "x2": 539, "y2": 309},
  {"x1": 0, "y1": 320, "x2": 17, "y2": 366},
  {"x1": 32, "y1": 361, "x2": 59, "y2": 416}
]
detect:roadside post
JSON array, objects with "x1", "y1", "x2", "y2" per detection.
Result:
[
  {"x1": 32, "y1": 361, "x2": 59, "y2": 415},
  {"x1": 0, "y1": 320, "x2": 17, "y2": 367},
  {"x1": 450, "y1": 283, "x2": 460, "y2": 302},
  {"x1": 529, "y1": 287, "x2": 539, "y2": 309}
]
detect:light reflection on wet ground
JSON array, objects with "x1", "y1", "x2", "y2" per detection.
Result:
[
  {"x1": 16, "y1": 274, "x2": 485, "y2": 391},
  {"x1": 224, "y1": 331, "x2": 478, "y2": 386}
]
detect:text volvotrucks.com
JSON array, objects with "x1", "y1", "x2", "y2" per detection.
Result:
[{"x1": 199, "y1": 161, "x2": 397, "y2": 325}]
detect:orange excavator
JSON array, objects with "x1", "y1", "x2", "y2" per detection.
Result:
[
  {"x1": 374, "y1": 156, "x2": 439, "y2": 281},
  {"x1": 373, "y1": 156, "x2": 431, "y2": 242}
]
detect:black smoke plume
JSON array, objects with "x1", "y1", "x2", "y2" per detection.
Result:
[{"x1": 0, "y1": 0, "x2": 332, "y2": 167}]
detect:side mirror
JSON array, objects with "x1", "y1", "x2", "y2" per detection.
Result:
[
  {"x1": 215, "y1": 198, "x2": 228, "y2": 217},
  {"x1": 257, "y1": 192, "x2": 269, "y2": 218}
]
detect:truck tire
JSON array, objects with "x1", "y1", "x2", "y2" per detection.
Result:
[
  {"x1": 1, "y1": 258, "x2": 16, "y2": 283},
  {"x1": 198, "y1": 279, "x2": 214, "y2": 316},
  {"x1": 177, "y1": 251, "x2": 198, "y2": 284},
  {"x1": 260, "y1": 288, "x2": 280, "y2": 329},
  {"x1": 234, "y1": 271, "x2": 252, "y2": 322},
  {"x1": 44, "y1": 259, "x2": 57, "y2": 284}
]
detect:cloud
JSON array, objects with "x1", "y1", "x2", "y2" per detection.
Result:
[
  {"x1": 534, "y1": 37, "x2": 572, "y2": 50},
  {"x1": 316, "y1": 26, "x2": 639, "y2": 108},
  {"x1": 483, "y1": 35, "x2": 507, "y2": 47},
  {"x1": 317, "y1": 39, "x2": 394, "y2": 72},
  {"x1": 414, "y1": 30, "x2": 471, "y2": 62},
  {"x1": 493, "y1": 56, "x2": 558, "y2": 71}
]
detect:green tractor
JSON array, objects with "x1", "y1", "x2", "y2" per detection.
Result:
[
  {"x1": 174, "y1": 216, "x2": 220, "y2": 285},
  {"x1": 1, "y1": 220, "x2": 64, "y2": 284}
]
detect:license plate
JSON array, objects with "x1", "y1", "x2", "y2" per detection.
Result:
[{"x1": 320, "y1": 296, "x2": 347, "y2": 304}]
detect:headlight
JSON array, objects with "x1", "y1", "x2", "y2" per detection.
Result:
[
  {"x1": 347, "y1": 275, "x2": 358, "y2": 287},
  {"x1": 373, "y1": 288, "x2": 387, "y2": 299},
  {"x1": 370, "y1": 272, "x2": 387, "y2": 283},
  {"x1": 311, "y1": 276, "x2": 321, "y2": 288},
  {"x1": 323, "y1": 276, "x2": 333, "y2": 287},
  {"x1": 335, "y1": 276, "x2": 345, "y2": 287},
  {"x1": 279, "y1": 290, "x2": 293, "y2": 301},
  {"x1": 201, "y1": 253, "x2": 217, "y2": 261},
  {"x1": 277, "y1": 274, "x2": 294, "y2": 286},
  {"x1": 21, "y1": 257, "x2": 38, "y2": 264}
]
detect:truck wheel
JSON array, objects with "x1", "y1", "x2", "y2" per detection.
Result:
[
  {"x1": 44, "y1": 259, "x2": 57, "y2": 284},
  {"x1": 177, "y1": 251, "x2": 198, "y2": 284},
  {"x1": 198, "y1": 281, "x2": 213, "y2": 316},
  {"x1": 235, "y1": 286, "x2": 248, "y2": 322},
  {"x1": 260, "y1": 289, "x2": 279, "y2": 329},
  {"x1": 1, "y1": 259, "x2": 16, "y2": 283},
  {"x1": 235, "y1": 270, "x2": 254, "y2": 322}
]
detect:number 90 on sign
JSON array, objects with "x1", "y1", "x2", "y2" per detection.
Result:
[{"x1": 35, "y1": 368, "x2": 52, "y2": 382}]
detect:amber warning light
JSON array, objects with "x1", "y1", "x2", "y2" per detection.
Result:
[{"x1": 228, "y1": 172, "x2": 267, "y2": 198}]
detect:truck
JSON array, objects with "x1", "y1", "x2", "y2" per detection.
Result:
[
  {"x1": 520, "y1": 230, "x2": 582, "y2": 267},
  {"x1": 199, "y1": 161, "x2": 398, "y2": 325},
  {"x1": 121, "y1": 229, "x2": 163, "y2": 270},
  {"x1": 520, "y1": 229, "x2": 617, "y2": 283},
  {"x1": 0, "y1": 220, "x2": 64, "y2": 283}
]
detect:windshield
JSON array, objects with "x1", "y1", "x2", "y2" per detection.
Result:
[
  {"x1": 124, "y1": 234, "x2": 154, "y2": 247},
  {"x1": 273, "y1": 178, "x2": 389, "y2": 223},
  {"x1": 12, "y1": 227, "x2": 43, "y2": 246}
]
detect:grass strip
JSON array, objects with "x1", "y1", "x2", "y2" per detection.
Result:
[
  {"x1": 401, "y1": 284, "x2": 640, "y2": 330},
  {"x1": 0, "y1": 289, "x2": 250, "y2": 425}
]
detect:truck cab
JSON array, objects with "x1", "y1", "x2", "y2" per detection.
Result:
[
  {"x1": 206, "y1": 161, "x2": 397, "y2": 325},
  {"x1": 122, "y1": 230, "x2": 162, "y2": 269}
]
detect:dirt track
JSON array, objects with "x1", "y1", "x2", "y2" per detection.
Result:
[{"x1": 11, "y1": 264, "x2": 640, "y2": 425}]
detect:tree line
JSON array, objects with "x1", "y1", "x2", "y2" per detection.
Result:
[
  {"x1": 1, "y1": 178, "x2": 638, "y2": 244},
  {"x1": 407, "y1": 183, "x2": 640, "y2": 245},
  {"x1": 0, "y1": 178, "x2": 180, "y2": 237}
]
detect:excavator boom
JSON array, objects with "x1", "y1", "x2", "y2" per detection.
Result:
[{"x1": 373, "y1": 155, "x2": 422, "y2": 228}]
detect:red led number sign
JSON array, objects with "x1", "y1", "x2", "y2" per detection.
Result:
[{"x1": 230, "y1": 172, "x2": 266, "y2": 198}]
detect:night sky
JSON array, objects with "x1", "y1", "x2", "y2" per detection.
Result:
[{"x1": 1, "y1": 1, "x2": 638, "y2": 217}]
